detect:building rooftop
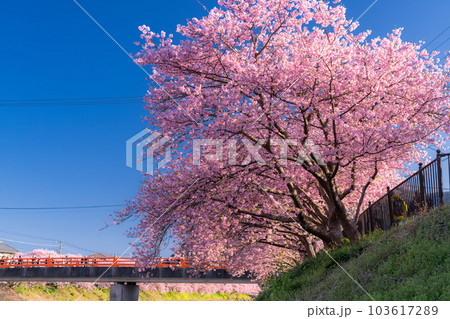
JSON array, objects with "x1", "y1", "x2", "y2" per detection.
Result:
[{"x1": 0, "y1": 241, "x2": 20, "y2": 254}]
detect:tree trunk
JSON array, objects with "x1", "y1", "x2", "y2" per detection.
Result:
[
  {"x1": 340, "y1": 217, "x2": 360, "y2": 243},
  {"x1": 322, "y1": 179, "x2": 361, "y2": 244},
  {"x1": 287, "y1": 180, "x2": 360, "y2": 248},
  {"x1": 299, "y1": 235, "x2": 316, "y2": 258},
  {"x1": 334, "y1": 199, "x2": 360, "y2": 243}
]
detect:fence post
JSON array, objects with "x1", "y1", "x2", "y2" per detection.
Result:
[
  {"x1": 387, "y1": 187, "x2": 394, "y2": 227},
  {"x1": 368, "y1": 201, "x2": 374, "y2": 232},
  {"x1": 418, "y1": 163, "x2": 426, "y2": 207},
  {"x1": 436, "y1": 150, "x2": 444, "y2": 206}
]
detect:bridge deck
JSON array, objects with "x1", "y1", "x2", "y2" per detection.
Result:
[{"x1": 0, "y1": 267, "x2": 255, "y2": 283}]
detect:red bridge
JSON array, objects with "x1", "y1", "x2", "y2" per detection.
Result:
[
  {"x1": 0, "y1": 257, "x2": 193, "y2": 269},
  {"x1": 0, "y1": 256, "x2": 253, "y2": 300}
]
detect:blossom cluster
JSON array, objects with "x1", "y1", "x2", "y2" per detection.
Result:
[{"x1": 118, "y1": 0, "x2": 449, "y2": 279}]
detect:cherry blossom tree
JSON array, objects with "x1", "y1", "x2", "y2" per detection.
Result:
[
  {"x1": 140, "y1": 282, "x2": 260, "y2": 295},
  {"x1": 17, "y1": 249, "x2": 81, "y2": 258},
  {"x1": 116, "y1": 0, "x2": 449, "y2": 278}
]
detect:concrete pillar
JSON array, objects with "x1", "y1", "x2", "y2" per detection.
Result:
[{"x1": 110, "y1": 282, "x2": 139, "y2": 301}]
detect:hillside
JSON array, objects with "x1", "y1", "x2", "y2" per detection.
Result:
[{"x1": 257, "y1": 206, "x2": 450, "y2": 301}]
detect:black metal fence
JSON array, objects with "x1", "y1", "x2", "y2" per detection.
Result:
[{"x1": 357, "y1": 151, "x2": 450, "y2": 234}]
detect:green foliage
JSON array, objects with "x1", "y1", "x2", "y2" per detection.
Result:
[
  {"x1": 13, "y1": 284, "x2": 26, "y2": 295},
  {"x1": 40, "y1": 284, "x2": 57, "y2": 295},
  {"x1": 139, "y1": 290, "x2": 252, "y2": 301},
  {"x1": 10, "y1": 283, "x2": 252, "y2": 301},
  {"x1": 257, "y1": 206, "x2": 450, "y2": 301}
]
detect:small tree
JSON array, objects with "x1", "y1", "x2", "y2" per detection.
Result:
[{"x1": 117, "y1": 0, "x2": 449, "y2": 278}]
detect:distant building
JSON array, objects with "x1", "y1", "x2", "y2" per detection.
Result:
[{"x1": 0, "y1": 241, "x2": 19, "y2": 258}]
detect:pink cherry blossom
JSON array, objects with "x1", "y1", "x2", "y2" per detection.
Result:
[{"x1": 117, "y1": 0, "x2": 450, "y2": 279}]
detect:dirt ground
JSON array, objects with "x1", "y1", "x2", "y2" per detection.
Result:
[{"x1": 0, "y1": 283, "x2": 24, "y2": 301}]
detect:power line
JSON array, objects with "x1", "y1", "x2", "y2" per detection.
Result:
[
  {"x1": 72, "y1": 0, "x2": 199, "y2": 125},
  {"x1": 423, "y1": 25, "x2": 450, "y2": 49},
  {"x1": 0, "y1": 96, "x2": 145, "y2": 107},
  {"x1": 0, "y1": 96, "x2": 142, "y2": 102},
  {"x1": 431, "y1": 36, "x2": 450, "y2": 52},
  {"x1": 0, "y1": 101, "x2": 143, "y2": 107},
  {"x1": 353, "y1": 0, "x2": 379, "y2": 25},
  {"x1": 0, "y1": 212, "x2": 111, "y2": 215},
  {"x1": 0, "y1": 230, "x2": 112, "y2": 255},
  {"x1": 0, "y1": 229, "x2": 59, "y2": 242},
  {"x1": 64, "y1": 241, "x2": 111, "y2": 255},
  {"x1": 0, "y1": 204, "x2": 125, "y2": 210},
  {"x1": 0, "y1": 210, "x2": 120, "y2": 215},
  {"x1": 0, "y1": 237, "x2": 59, "y2": 247}
]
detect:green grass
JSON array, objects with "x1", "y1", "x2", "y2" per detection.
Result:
[
  {"x1": 8, "y1": 207, "x2": 448, "y2": 301},
  {"x1": 10, "y1": 284, "x2": 252, "y2": 301},
  {"x1": 257, "y1": 206, "x2": 450, "y2": 301},
  {"x1": 11, "y1": 284, "x2": 110, "y2": 301},
  {"x1": 139, "y1": 290, "x2": 252, "y2": 301}
]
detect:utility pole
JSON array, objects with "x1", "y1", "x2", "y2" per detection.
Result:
[{"x1": 59, "y1": 241, "x2": 63, "y2": 255}]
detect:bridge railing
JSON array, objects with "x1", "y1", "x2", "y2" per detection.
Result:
[
  {"x1": 147, "y1": 258, "x2": 228, "y2": 269},
  {"x1": 357, "y1": 151, "x2": 450, "y2": 234},
  {"x1": 0, "y1": 257, "x2": 136, "y2": 268},
  {"x1": 0, "y1": 256, "x2": 228, "y2": 270},
  {"x1": 152, "y1": 257, "x2": 190, "y2": 268}
]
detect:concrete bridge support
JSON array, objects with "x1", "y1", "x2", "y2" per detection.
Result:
[{"x1": 110, "y1": 282, "x2": 139, "y2": 301}]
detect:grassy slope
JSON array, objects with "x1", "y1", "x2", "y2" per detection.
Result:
[
  {"x1": 257, "y1": 206, "x2": 450, "y2": 301},
  {"x1": 4, "y1": 284, "x2": 252, "y2": 301}
]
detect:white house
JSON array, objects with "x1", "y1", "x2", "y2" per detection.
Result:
[{"x1": 0, "y1": 241, "x2": 19, "y2": 258}]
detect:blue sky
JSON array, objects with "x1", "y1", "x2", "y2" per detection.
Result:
[{"x1": 0, "y1": 0, "x2": 449, "y2": 256}]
